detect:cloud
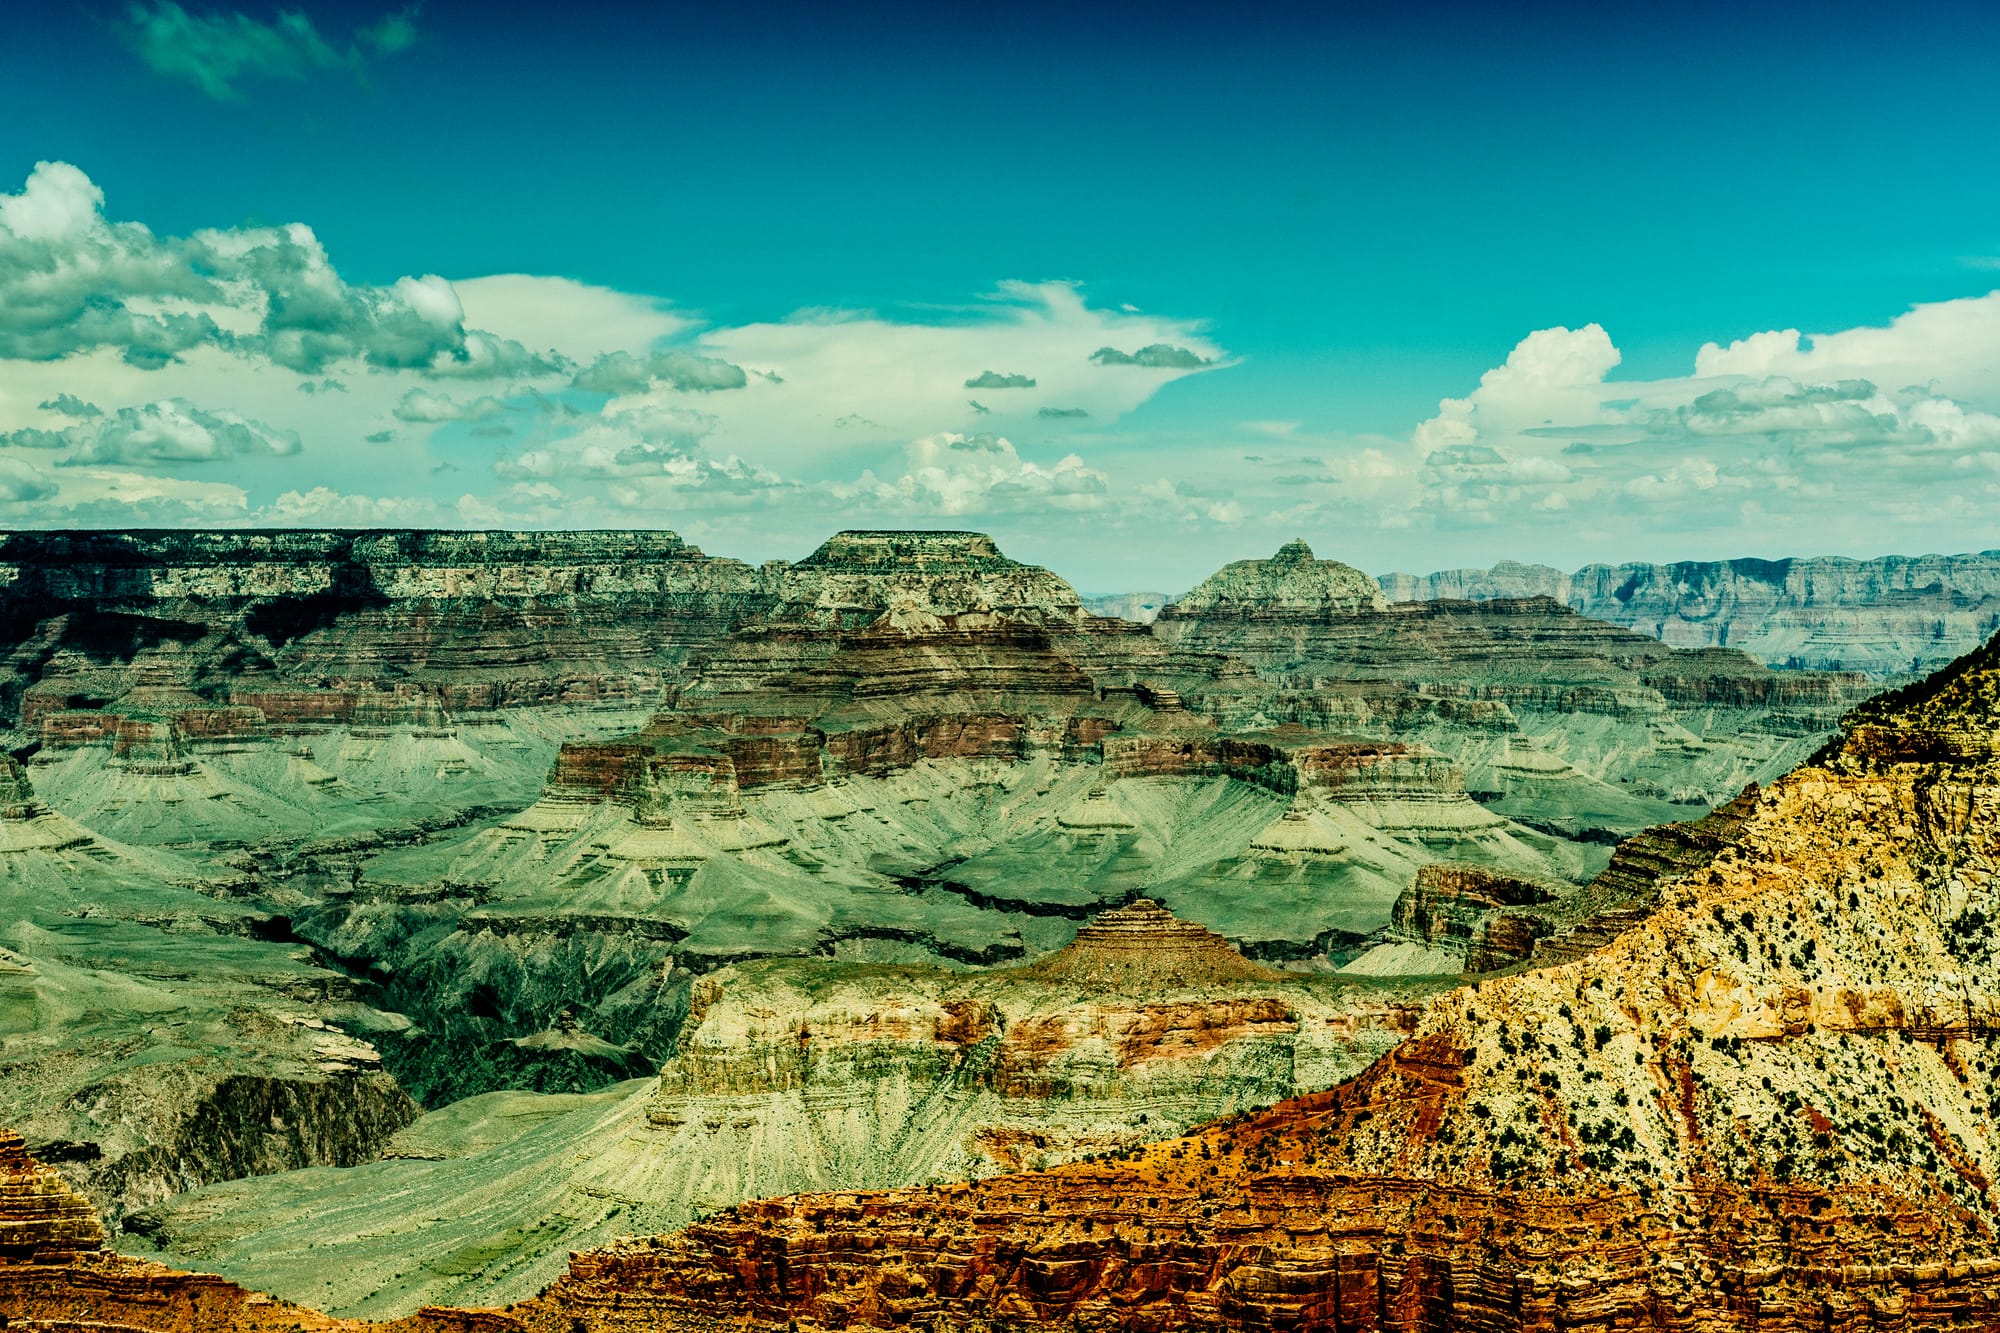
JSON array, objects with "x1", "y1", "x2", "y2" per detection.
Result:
[
  {"x1": 0, "y1": 467, "x2": 251, "y2": 525},
  {"x1": 1137, "y1": 477, "x2": 1244, "y2": 525},
  {"x1": 453, "y1": 275, "x2": 691, "y2": 363},
  {"x1": 1692, "y1": 291, "x2": 2000, "y2": 410},
  {"x1": 115, "y1": 1, "x2": 421, "y2": 100},
  {"x1": 603, "y1": 456, "x2": 795, "y2": 512},
  {"x1": 258, "y1": 485, "x2": 434, "y2": 525},
  {"x1": 0, "y1": 165, "x2": 1237, "y2": 539},
  {"x1": 833, "y1": 432, "x2": 1109, "y2": 516},
  {"x1": 357, "y1": 9, "x2": 420, "y2": 55},
  {"x1": 1412, "y1": 323, "x2": 1621, "y2": 453},
  {"x1": 491, "y1": 402, "x2": 727, "y2": 485},
  {"x1": 0, "y1": 458, "x2": 56, "y2": 503},
  {"x1": 1, "y1": 398, "x2": 301, "y2": 464},
  {"x1": 392, "y1": 388, "x2": 509, "y2": 423},
  {"x1": 38, "y1": 393, "x2": 100, "y2": 418},
  {"x1": 1372, "y1": 300, "x2": 2000, "y2": 551},
  {"x1": 1090, "y1": 344, "x2": 1213, "y2": 369},
  {"x1": 0, "y1": 162, "x2": 223, "y2": 367},
  {"x1": 696, "y1": 282, "x2": 1224, "y2": 456},
  {"x1": 571, "y1": 349, "x2": 749, "y2": 396},
  {"x1": 965, "y1": 370, "x2": 1036, "y2": 389},
  {"x1": 0, "y1": 161, "x2": 565, "y2": 378}
]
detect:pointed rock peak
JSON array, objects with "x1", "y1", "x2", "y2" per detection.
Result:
[
  {"x1": 0, "y1": 1130, "x2": 106, "y2": 1259},
  {"x1": 1025, "y1": 897, "x2": 1280, "y2": 988},
  {"x1": 1164, "y1": 541, "x2": 1390, "y2": 617}
]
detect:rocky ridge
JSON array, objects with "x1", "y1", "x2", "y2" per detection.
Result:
[
  {"x1": 1381, "y1": 549, "x2": 2000, "y2": 676},
  {"x1": 487, "y1": 624, "x2": 2000, "y2": 1332},
  {"x1": 1157, "y1": 540, "x2": 1865, "y2": 846},
  {"x1": 55, "y1": 902, "x2": 1426, "y2": 1318}
]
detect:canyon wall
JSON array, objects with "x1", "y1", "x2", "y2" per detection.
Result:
[
  {"x1": 497, "y1": 623, "x2": 2000, "y2": 1333},
  {"x1": 1380, "y1": 549, "x2": 2000, "y2": 675}
]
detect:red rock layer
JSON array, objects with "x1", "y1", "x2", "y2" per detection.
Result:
[
  {"x1": 503, "y1": 630, "x2": 2000, "y2": 1332},
  {"x1": 0, "y1": 1131, "x2": 104, "y2": 1260},
  {"x1": 1023, "y1": 899, "x2": 1279, "y2": 989}
]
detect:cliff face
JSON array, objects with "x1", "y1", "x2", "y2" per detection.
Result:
[
  {"x1": 1156, "y1": 542, "x2": 1867, "y2": 846},
  {"x1": 1381, "y1": 549, "x2": 2000, "y2": 676},
  {"x1": 0, "y1": 529, "x2": 773, "y2": 731},
  {"x1": 0, "y1": 1129, "x2": 104, "y2": 1259},
  {"x1": 511, "y1": 626, "x2": 2000, "y2": 1333},
  {"x1": 58, "y1": 904, "x2": 1425, "y2": 1319}
]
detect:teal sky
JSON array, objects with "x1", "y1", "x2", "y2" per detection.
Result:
[{"x1": 2, "y1": 0, "x2": 1999, "y2": 587}]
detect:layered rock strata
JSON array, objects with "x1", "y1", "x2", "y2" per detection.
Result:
[
  {"x1": 1382, "y1": 549, "x2": 2000, "y2": 675},
  {"x1": 1158, "y1": 540, "x2": 1866, "y2": 835},
  {"x1": 0, "y1": 531, "x2": 776, "y2": 744},
  {"x1": 502, "y1": 625, "x2": 2000, "y2": 1332},
  {"x1": 114, "y1": 902, "x2": 1424, "y2": 1317},
  {"x1": 0, "y1": 1130, "x2": 104, "y2": 1260}
]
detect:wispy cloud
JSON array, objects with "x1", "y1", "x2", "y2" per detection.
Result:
[{"x1": 115, "y1": 2, "x2": 421, "y2": 100}]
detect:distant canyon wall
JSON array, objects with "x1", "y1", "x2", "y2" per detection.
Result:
[{"x1": 1378, "y1": 550, "x2": 2000, "y2": 675}]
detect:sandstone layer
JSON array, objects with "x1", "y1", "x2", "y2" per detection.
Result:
[
  {"x1": 486, "y1": 625, "x2": 2000, "y2": 1332},
  {"x1": 118, "y1": 901, "x2": 1430, "y2": 1316}
]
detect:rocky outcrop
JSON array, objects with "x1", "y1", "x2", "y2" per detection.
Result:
[
  {"x1": 0, "y1": 1130, "x2": 103, "y2": 1260},
  {"x1": 72, "y1": 1070, "x2": 419, "y2": 1221},
  {"x1": 1382, "y1": 549, "x2": 2000, "y2": 675},
  {"x1": 0, "y1": 529, "x2": 774, "y2": 736},
  {"x1": 500, "y1": 621, "x2": 2000, "y2": 1332},
  {"x1": 113, "y1": 903, "x2": 1424, "y2": 1318},
  {"x1": 1154, "y1": 542, "x2": 1868, "y2": 836},
  {"x1": 1164, "y1": 538, "x2": 1390, "y2": 618},
  {"x1": 1021, "y1": 899, "x2": 1278, "y2": 988},
  {"x1": 1388, "y1": 864, "x2": 1557, "y2": 971}
]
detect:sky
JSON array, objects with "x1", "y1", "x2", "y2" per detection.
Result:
[{"x1": 2, "y1": 0, "x2": 1999, "y2": 589}]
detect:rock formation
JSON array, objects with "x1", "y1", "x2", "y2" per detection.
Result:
[
  {"x1": 0, "y1": 1129, "x2": 104, "y2": 1259},
  {"x1": 0, "y1": 526, "x2": 1931, "y2": 1333},
  {"x1": 262, "y1": 533, "x2": 1593, "y2": 1110},
  {"x1": 1382, "y1": 549, "x2": 2000, "y2": 676},
  {"x1": 1022, "y1": 898, "x2": 1278, "y2": 988},
  {"x1": 102, "y1": 901, "x2": 1425, "y2": 1317},
  {"x1": 491, "y1": 624, "x2": 2000, "y2": 1333},
  {"x1": 1158, "y1": 541, "x2": 1867, "y2": 839},
  {"x1": 0, "y1": 529, "x2": 773, "y2": 726}
]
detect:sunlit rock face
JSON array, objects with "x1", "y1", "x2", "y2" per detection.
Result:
[
  {"x1": 112, "y1": 900, "x2": 1423, "y2": 1317},
  {"x1": 515, "y1": 627, "x2": 2000, "y2": 1333}
]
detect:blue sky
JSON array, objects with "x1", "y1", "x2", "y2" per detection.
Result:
[{"x1": 2, "y1": 0, "x2": 1999, "y2": 587}]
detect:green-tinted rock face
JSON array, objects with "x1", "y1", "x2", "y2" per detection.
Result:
[
  {"x1": 0, "y1": 526, "x2": 1906, "y2": 1332},
  {"x1": 1158, "y1": 538, "x2": 1390, "y2": 618}
]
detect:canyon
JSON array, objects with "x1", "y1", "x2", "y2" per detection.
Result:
[
  {"x1": 486, "y1": 619, "x2": 2000, "y2": 1332},
  {"x1": 0, "y1": 526, "x2": 1971, "y2": 1332}
]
